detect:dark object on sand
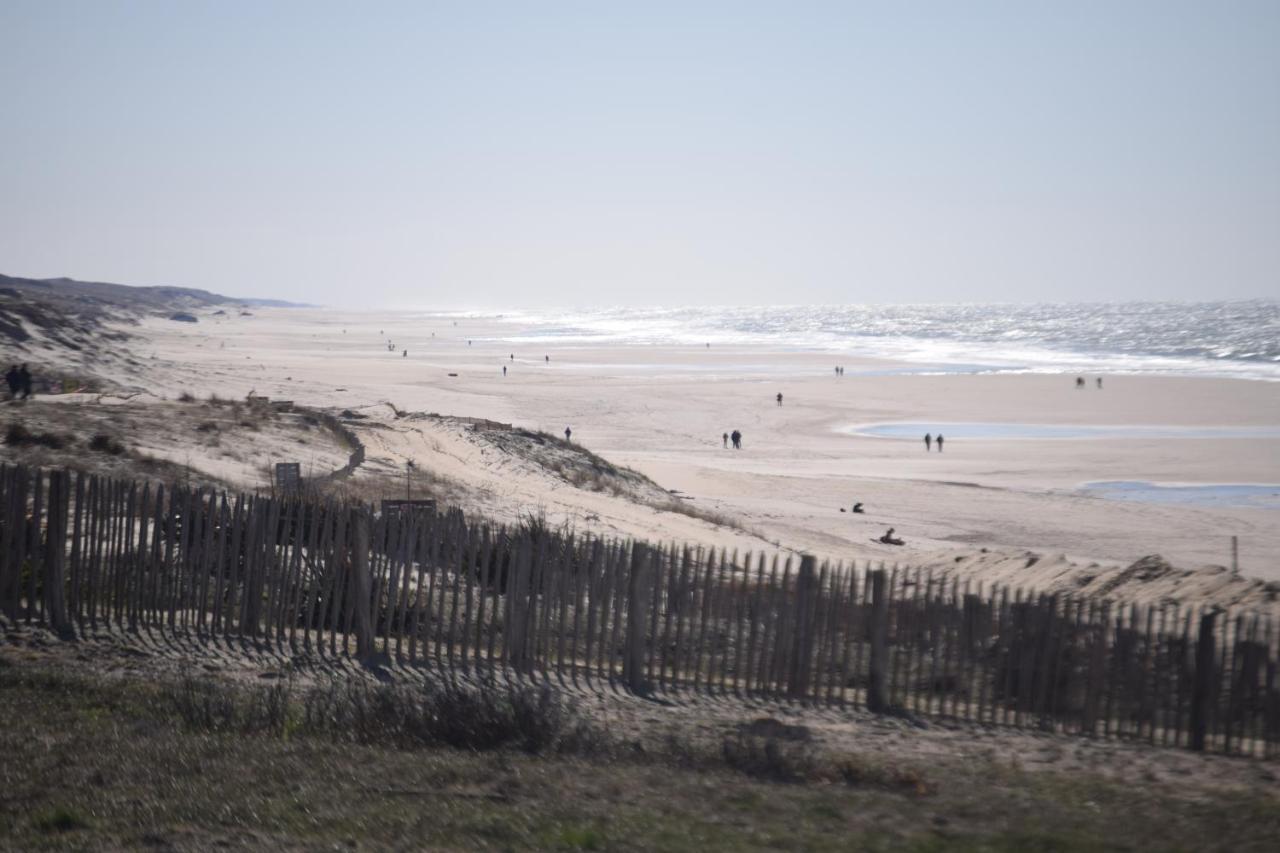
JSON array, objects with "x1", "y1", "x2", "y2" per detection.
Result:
[
  {"x1": 447, "y1": 372, "x2": 458, "y2": 377},
  {"x1": 852, "y1": 502, "x2": 864, "y2": 514},
  {"x1": 169, "y1": 312, "x2": 198, "y2": 323},
  {"x1": 730, "y1": 429, "x2": 742, "y2": 449},
  {"x1": 878, "y1": 527, "x2": 904, "y2": 546}
]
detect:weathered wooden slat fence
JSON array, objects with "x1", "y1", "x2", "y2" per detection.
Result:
[{"x1": 1, "y1": 464, "x2": 1277, "y2": 757}]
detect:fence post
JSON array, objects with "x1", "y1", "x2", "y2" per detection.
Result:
[
  {"x1": 1190, "y1": 610, "x2": 1217, "y2": 752},
  {"x1": 624, "y1": 542, "x2": 652, "y2": 694},
  {"x1": 44, "y1": 470, "x2": 72, "y2": 636},
  {"x1": 868, "y1": 569, "x2": 889, "y2": 712},
  {"x1": 788, "y1": 555, "x2": 818, "y2": 699},
  {"x1": 350, "y1": 509, "x2": 375, "y2": 659}
]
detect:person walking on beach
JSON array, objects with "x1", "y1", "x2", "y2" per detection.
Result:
[
  {"x1": 1096, "y1": 377, "x2": 1103, "y2": 389},
  {"x1": 1076, "y1": 376, "x2": 1084, "y2": 389},
  {"x1": 924, "y1": 432, "x2": 932, "y2": 452},
  {"x1": 545, "y1": 355, "x2": 549, "y2": 363},
  {"x1": 936, "y1": 433, "x2": 944, "y2": 452},
  {"x1": 564, "y1": 426, "x2": 572, "y2": 443},
  {"x1": 731, "y1": 429, "x2": 742, "y2": 449},
  {"x1": 776, "y1": 392, "x2": 783, "y2": 406},
  {"x1": 502, "y1": 365, "x2": 507, "y2": 376},
  {"x1": 722, "y1": 432, "x2": 728, "y2": 448}
]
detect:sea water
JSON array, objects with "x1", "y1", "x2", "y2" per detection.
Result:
[{"x1": 455, "y1": 301, "x2": 1280, "y2": 381}]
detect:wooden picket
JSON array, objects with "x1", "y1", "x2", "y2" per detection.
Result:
[{"x1": 0, "y1": 462, "x2": 1277, "y2": 757}]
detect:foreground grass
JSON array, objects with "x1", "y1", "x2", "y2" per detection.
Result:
[{"x1": 0, "y1": 660, "x2": 1277, "y2": 851}]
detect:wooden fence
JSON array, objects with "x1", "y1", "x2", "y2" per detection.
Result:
[{"x1": 1, "y1": 464, "x2": 1276, "y2": 757}]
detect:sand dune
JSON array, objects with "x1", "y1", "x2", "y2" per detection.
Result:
[{"x1": 7, "y1": 302, "x2": 1278, "y2": 610}]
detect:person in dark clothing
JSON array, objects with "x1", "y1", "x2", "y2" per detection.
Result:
[
  {"x1": 936, "y1": 433, "x2": 944, "y2": 452},
  {"x1": 503, "y1": 365, "x2": 507, "y2": 376},
  {"x1": 722, "y1": 432, "x2": 728, "y2": 448},
  {"x1": 852, "y1": 502, "x2": 864, "y2": 514},
  {"x1": 18, "y1": 365, "x2": 32, "y2": 400},
  {"x1": 1096, "y1": 377, "x2": 1103, "y2": 389},
  {"x1": 731, "y1": 429, "x2": 742, "y2": 449},
  {"x1": 564, "y1": 426, "x2": 572, "y2": 442},
  {"x1": 776, "y1": 392, "x2": 783, "y2": 406},
  {"x1": 924, "y1": 432, "x2": 932, "y2": 452},
  {"x1": 545, "y1": 355, "x2": 549, "y2": 363},
  {"x1": 4, "y1": 366, "x2": 18, "y2": 400},
  {"x1": 879, "y1": 527, "x2": 904, "y2": 546},
  {"x1": 1076, "y1": 376, "x2": 1085, "y2": 389}
]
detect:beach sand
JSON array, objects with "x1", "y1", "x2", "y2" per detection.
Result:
[{"x1": 73, "y1": 306, "x2": 1280, "y2": 606}]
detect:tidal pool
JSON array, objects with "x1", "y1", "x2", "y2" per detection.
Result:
[
  {"x1": 1081, "y1": 481, "x2": 1280, "y2": 510},
  {"x1": 845, "y1": 423, "x2": 1280, "y2": 440}
]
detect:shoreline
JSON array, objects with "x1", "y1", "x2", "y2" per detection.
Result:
[{"x1": 13, "y1": 304, "x2": 1280, "y2": 602}]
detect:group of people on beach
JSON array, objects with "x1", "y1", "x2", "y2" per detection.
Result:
[
  {"x1": 1076, "y1": 376, "x2": 1103, "y2": 389},
  {"x1": 923, "y1": 432, "x2": 944, "y2": 452},
  {"x1": 4, "y1": 365, "x2": 33, "y2": 401},
  {"x1": 722, "y1": 430, "x2": 742, "y2": 449}
]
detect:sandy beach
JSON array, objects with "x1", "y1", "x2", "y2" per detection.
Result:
[{"x1": 55, "y1": 305, "x2": 1269, "y2": 607}]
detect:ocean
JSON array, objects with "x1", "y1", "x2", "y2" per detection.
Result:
[{"x1": 471, "y1": 301, "x2": 1280, "y2": 381}]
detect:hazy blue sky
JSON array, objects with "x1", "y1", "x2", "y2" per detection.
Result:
[{"x1": 2, "y1": 1, "x2": 1277, "y2": 308}]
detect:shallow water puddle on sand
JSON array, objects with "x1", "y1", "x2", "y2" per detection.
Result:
[
  {"x1": 844, "y1": 422, "x2": 1280, "y2": 440},
  {"x1": 1081, "y1": 481, "x2": 1280, "y2": 510}
]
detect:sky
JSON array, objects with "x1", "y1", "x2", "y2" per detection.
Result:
[{"x1": 2, "y1": 1, "x2": 1278, "y2": 308}]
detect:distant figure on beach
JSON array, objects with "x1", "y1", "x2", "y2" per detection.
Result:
[
  {"x1": 17, "y1": 365, "x2": 32, "y2": 400},
  {"x1": 776, "y1": 392, "x2": 783, "y2": 406},
  {"x1": 840, "y1": 366, "x2": 844, "y2": 376},
  {"x1": 936, "y1": 434, "x2": 944, "y2": 452},
  {"x1": 852, "y1": 502, "x2": 864, "y2": 514},
  {"x1": 731, "y1": 429, "x2": 742, "y2": 449},
  {"x1": 545, "y1": 355, "x2": 549, "y2": 363},
  {"x1": 924, "y1": 433, "x2": 932, "y2": 451},
  {"x1": 879, "y1": 527, "x2": 904, "y2": 546},
  {"x1": 468, "y1": 340, "x2": 472, "y2": 346},
  {"x1": 722, "y1": 432, "x2": 728, "y2": 448},
  {"x1": 403, "y1": 350, "x2": 407, "y2": 358},
  {"x1": 503, "y1": 365, "x2": 507, "y2": 376},
  {"x1": 564, "y1": 426, "x2": 572, "y2": 442},
  {"x1": 4, "y1": 366, "x2": 18, "y2": 400},
  {"x1": 510, "y1": 353, "x2": 514, "y2": 361},
  {"x1": 1076, "y1": 376, "x2": 1085, "y2": 389},
  {"x1": 1096, "y1": 377, "x2": 1103, "y2": 389}
]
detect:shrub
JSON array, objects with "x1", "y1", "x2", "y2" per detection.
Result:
[
  {"x1": 31, "y1": 806, "x2": 90, "y2": 834},
  {"x1": 88, "y1": 433, "x2": 126, "y2": 455},
  {"x1": 169, "y1": 676, "x2": 293, "y2": 736},
  {"x1": 4, "y1": 422, "x2": 71, "y2": 449},
  {"x1": 301, "y1": 679, "x2": 603, "y2": 755},
  {"x1": 721, "y1": 733, "x2": 817, "y2": 783}
]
